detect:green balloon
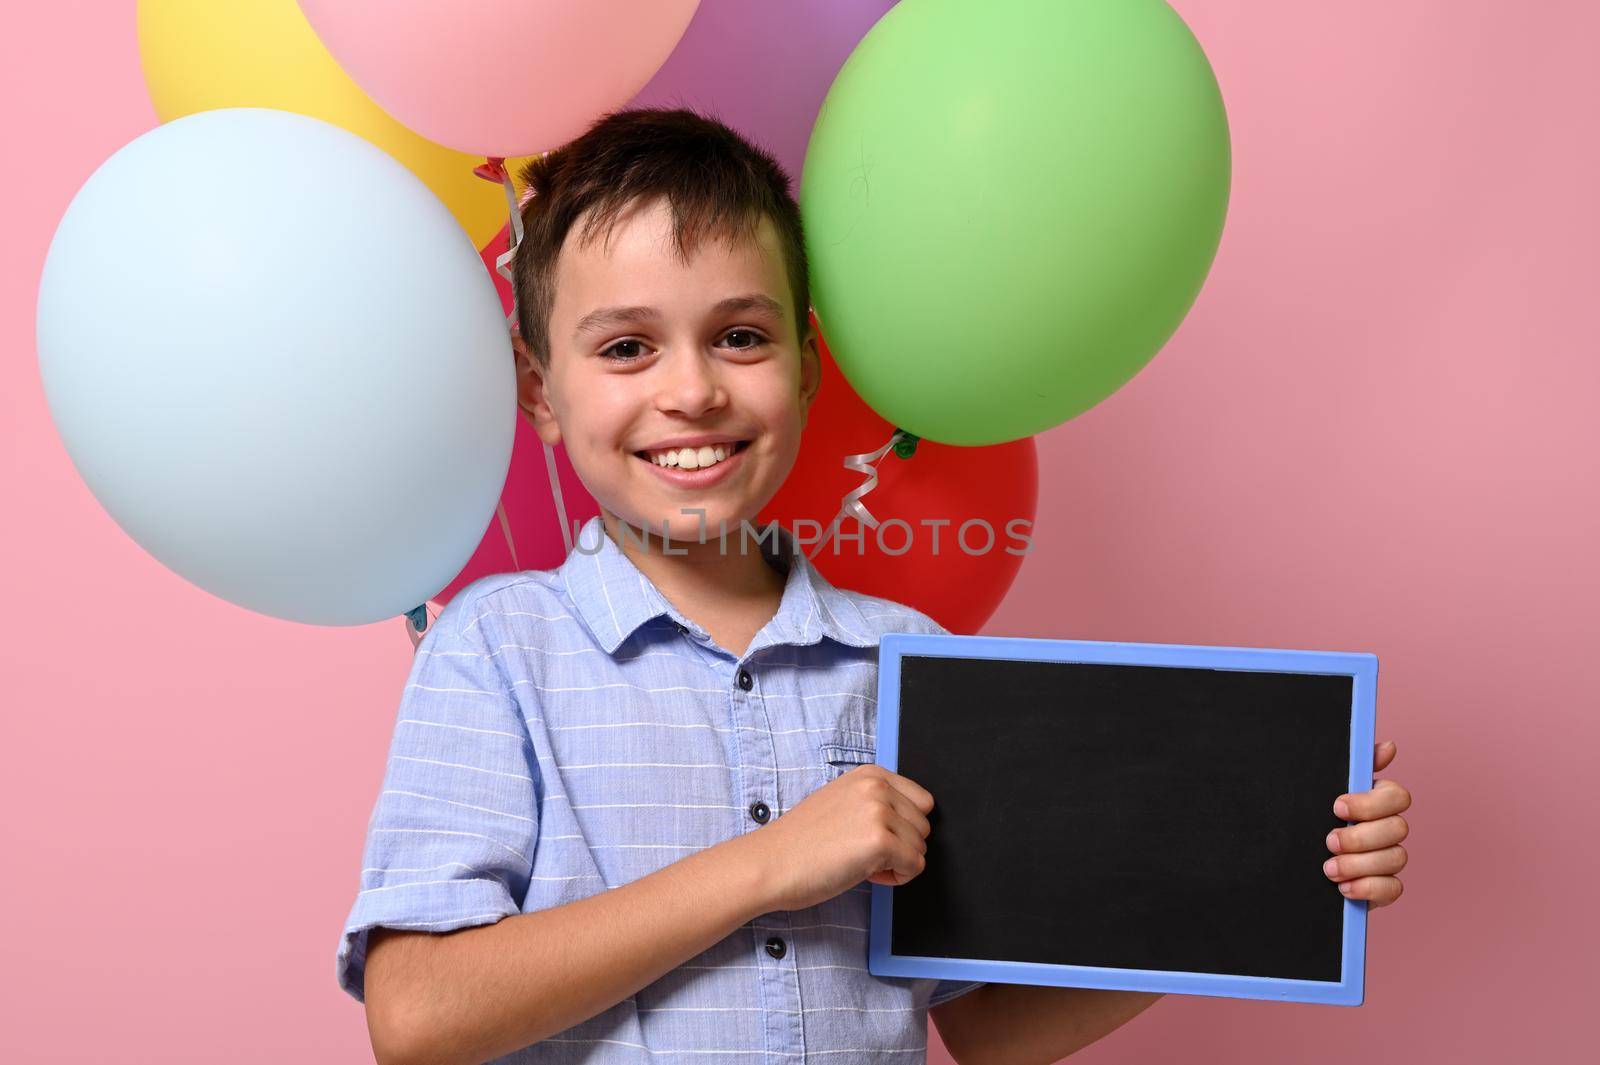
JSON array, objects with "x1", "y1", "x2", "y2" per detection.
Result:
[{"x1": 801, "y1": 0, "x2": 1230, "y2": 446}]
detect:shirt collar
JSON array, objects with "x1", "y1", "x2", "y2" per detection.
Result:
[{"x1": 559, "y1": 516, "x2": 879, "y2": 656}]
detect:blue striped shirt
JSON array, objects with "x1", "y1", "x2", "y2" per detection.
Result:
[{"x1": 337, "y1": 515, "x2": 986, "y2": 1062}]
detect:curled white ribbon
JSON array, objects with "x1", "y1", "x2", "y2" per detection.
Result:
[
  {"x1": 491, "y1": 172, "x2": 524, "y2": 325},
  {"x1": 804, "y1": 428, "x2": 915, "y2": 561}
]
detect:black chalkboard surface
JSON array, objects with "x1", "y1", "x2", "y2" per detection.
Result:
[{"x1": 867, "y1": 633, "x2": 1378, "y2": 1006}]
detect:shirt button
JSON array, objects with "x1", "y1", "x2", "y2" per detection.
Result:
[
  {"x1": 749, "y1": 801, "x2": 770, "y2": 824},
  {"x1": 764, "y1": 936, "x2": 786, "y2": 959},
  {"x1": 674, "y1": 622, "x2": 687, "y2": 634},
  {"x1": 737, "y1": 669, "x2": 754, "y2": 691}
]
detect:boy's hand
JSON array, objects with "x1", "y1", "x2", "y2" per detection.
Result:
[
  {"x1": 1324, "y1": 740, "x2": 1410, "y2": 907},
  {"x1": 747, "y1": 764, "x2": 935, "y2": 913}
]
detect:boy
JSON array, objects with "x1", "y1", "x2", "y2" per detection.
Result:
[{"x1": 336, "y1": 108, "x2": 1411, "y2": 1065}]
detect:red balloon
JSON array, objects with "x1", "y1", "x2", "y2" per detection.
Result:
[{"x1": 761, "y1": 323, "x2": 1037, "y2": 633}]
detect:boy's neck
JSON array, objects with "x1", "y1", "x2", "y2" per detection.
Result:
[{"x1": 598, "y1": 511, "x2": 787, "y2": 656}]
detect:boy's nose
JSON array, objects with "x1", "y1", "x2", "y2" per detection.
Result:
[{"x1": 655, "y1": 349, "x2": 728, "y2": 418}]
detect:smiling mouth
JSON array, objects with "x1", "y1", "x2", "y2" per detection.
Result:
[{"x1": 634, "y1": 440, "x2": 751, "y2": 470}]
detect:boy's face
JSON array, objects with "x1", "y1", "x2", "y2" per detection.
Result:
[{"x1": 517, "y1": 196, "x2": 820, "y2": 546}]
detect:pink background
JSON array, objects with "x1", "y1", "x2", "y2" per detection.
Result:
[{"x1": 3, "y1": 2, "x2": 1593, "y2": 1062}]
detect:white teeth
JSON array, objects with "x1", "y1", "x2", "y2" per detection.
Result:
[{"x1": 647, "y1": 443, "x2": 737, "y2": 469}]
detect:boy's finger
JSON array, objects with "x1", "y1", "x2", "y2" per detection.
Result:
[
  {"x1": 881, "y1": 767, "x2": 936, "y2": 815},
  {"x1": 1334, "y1": 875, "x2": 1405, "y2": 907},
  {"x1": 883, "y1": 787, "x2": 932, "y2": 841},
  {"x1": 1333, "y1": 777, "x2": 1411, "y2": 820},
  {"x1": 1326, "y1": 813, "x2": 1409, "y2": 854},
  {"x1": 1373, "y1": 739, "x2": 1397, "y2": 772},
  {"x1": 1323, "y1": 844, "x2": 1407, "y2": 882}
]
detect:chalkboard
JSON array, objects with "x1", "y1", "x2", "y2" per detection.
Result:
[{"x1": 866, "y1": 633, "x2": 1378, "y2": 1006}]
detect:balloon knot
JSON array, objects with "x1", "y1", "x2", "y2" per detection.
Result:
[
  {"x1": 891, "y1": 430, "x2": 920, "y2": 460},
  {"x1": 405, "y1": 604, "x2": 430, "y2": 634},
  {"x1": 473, "y1": 156, "x2": 509, "y2": 184}
]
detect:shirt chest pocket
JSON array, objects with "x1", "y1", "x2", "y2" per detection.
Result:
[{"x1": 820, "y1": 741, "x2": 877, "y2": 783}]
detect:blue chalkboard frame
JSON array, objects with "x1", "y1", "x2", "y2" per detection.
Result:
[{"x1": 869, "y1": 632, "x2": 1379, "y2": 1007}]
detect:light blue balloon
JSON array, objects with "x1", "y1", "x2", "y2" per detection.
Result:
[{"x1": 36, "y1": 108, "x2": 515, "y2": 626}]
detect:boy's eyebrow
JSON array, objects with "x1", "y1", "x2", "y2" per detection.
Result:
[{"x1": 572, "y1": 294, "x2": 785, "y2": 340}]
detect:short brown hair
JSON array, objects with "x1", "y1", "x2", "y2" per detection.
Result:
[{"x1": 512, "y1": 107, "x2": 810, "y2": 370}]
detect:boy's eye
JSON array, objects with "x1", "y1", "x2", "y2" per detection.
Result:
[
  {"x1": 721, "y1": 329, "x2": 768, "y2": 350},
  {"x1": 600, "y1": 339, "x2": 647, "y2": 361}
]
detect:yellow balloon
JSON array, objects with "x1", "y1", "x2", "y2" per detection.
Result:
[{"x1": 138, "y1": 0, "x2": 529, "y2": 248}]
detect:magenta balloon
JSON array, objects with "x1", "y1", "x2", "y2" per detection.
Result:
[
  {"x1": 299, "y1": 0, "x2": 701, "y2": 157},
  {"x1": 631, "y1": 0, "x2": 899, "y2": 181},
  {"x1": 432, "y1": 228, "x2": 601, "y2": 607},
  {"x1": 434, "y1": 412, "x2": 601, "y2": 608}
]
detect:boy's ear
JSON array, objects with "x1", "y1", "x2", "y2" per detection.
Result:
[
  {"x1": 797, "y1": 317, "x2": 822, "y2": 428},
  {"x1": 512, "y1": 330, "x2": 563, "y2": 446}
]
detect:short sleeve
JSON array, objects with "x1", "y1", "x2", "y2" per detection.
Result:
[
  {"x1": 929, "y1": 978, "x2": 988, "y2": 1007},
  {"x1": 335, "y1": 587, "x2": 541, "y2": 1003}
]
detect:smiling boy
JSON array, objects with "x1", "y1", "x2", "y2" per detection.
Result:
[{"x1": 336, "y1": 108, "x2": 1411, "y2": 1065}]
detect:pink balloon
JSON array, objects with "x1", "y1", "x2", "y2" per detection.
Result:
[{"x1": 299, "y1": 0, "x2": 702, "y2": 157}]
